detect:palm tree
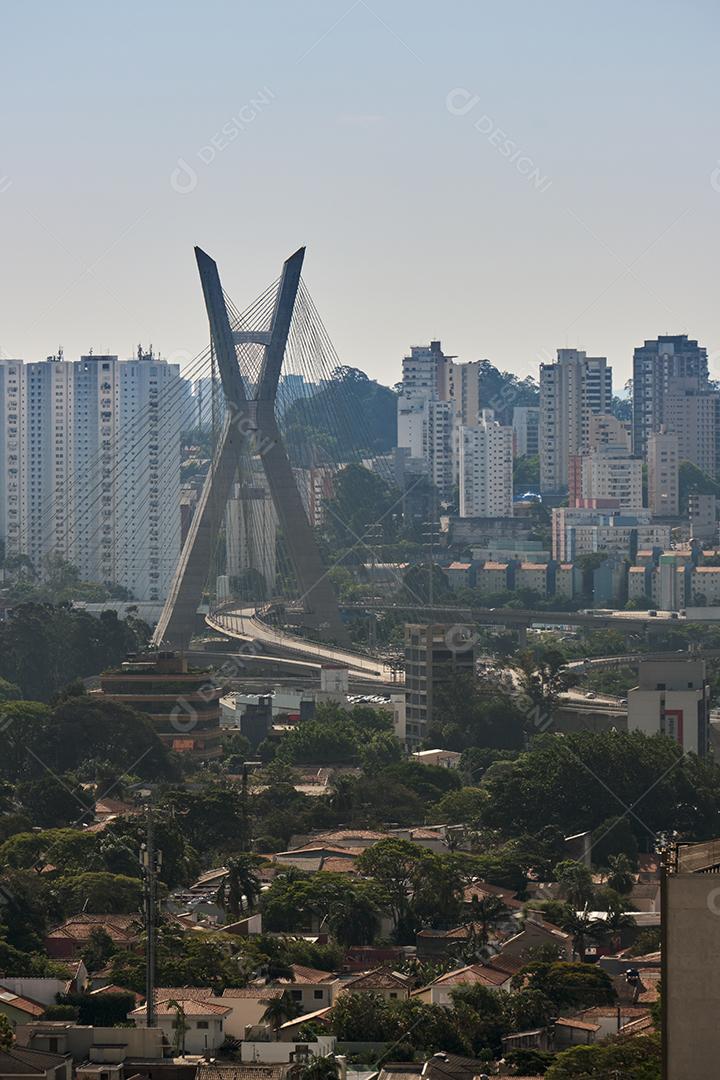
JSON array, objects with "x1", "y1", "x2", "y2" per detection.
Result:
[
  {"x1": 216, "y1": 854, "x2": 263, "y2": 919},
  {"x1": 605, "y1": 853, "x2": 635, "y2": 896},
  {"x1": 166, "y1": 1000, "x2": 189, "y2": 1055},
  {"x1": 261, "y1": 990, "x2": 299, "y2": 1038}
]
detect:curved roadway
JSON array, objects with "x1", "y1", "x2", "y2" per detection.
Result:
[{"x1": 205, "y1": 604, "x2": 396, "y2": 682}]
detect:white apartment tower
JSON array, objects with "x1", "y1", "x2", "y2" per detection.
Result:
[
  {"x1": 0, "y1": 351, "x2": 181, "y2": 601},
  {"x1": 73, "y1": 355, "x2": 119, "y2": 587},
  {"x1": 0, "y1": 360, "x2": 25, "y2": 560},
  {"x1": 580, "y1": 448, "x2": 643, "y2": 512},
  {"x1": 647, "y1": 429, "x2": 680, "y2": 517},
  {"x1": 115, "y1": 353, "x2": 182, "y2": 602},
  {"x1": 459, "y1": 411, "x2": 514, "y2": 518},
  {"x1": 24, "y1": 356, "x2": 75, "y2": 569},
  {"x1": 539, "y1": 349, "x2": 612, "y2": 495}
]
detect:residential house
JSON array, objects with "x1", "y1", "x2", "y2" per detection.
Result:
[
  {"x1": 271, "y1": 966, "x2": 339, "y2": 1015},
  {"x1": 411, "y1": 749, "x2": 461, "y2": 769},
  {"x1": 0, "y1": 1046, "x2": 71, "y2": 1080},
  {"x1": 412, "y1": 961, "x2": 516, "y2": 1006},
  {"x1": 130, "y1": 997, "x2": 231, "y2": 1054},
  {"x1": 502, "y1": 1016, "x2": 599, "y2": 1055},
  {"x1": 0, "y1": 988, "x2": 46, "y2": 1030},
  {"x1": 344, "y1": 969, "x2": 411, "y2": 1002},
  {"x1": 573, "y1": 1005, "x2": 651, "y2": 1039},
  {"x1": 45, "y1": 916, "x2": 140, "y2": 961}
]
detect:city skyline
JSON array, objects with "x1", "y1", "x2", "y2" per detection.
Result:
[{"x1": 3, "y1": 0, "x2": 720, "y2": 384}]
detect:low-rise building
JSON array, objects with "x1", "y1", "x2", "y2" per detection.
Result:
[
  {"x1": 628, "y1": 658, "x2": 710, "y2": 756},
  {"x1": 97, "y1": 651, "x2": 222, "y2": 760},
  {"x1": 344, "y1": 968, "x2": 411, "y2": 1001}
]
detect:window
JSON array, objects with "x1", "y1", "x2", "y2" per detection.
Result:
[
  {"x1": 313, "y1": 989, "x2": 324, "y2": 999},
  {"x1": 197, "y1": 1021, "x2": 209, "y2": 1029}
]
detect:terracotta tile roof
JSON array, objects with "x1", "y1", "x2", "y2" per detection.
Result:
[
  {"x1": 284, "y1": 965, "x2": 338, "y2": 985},
  {"x1": 221, "y1": 987, "x2": 283, "y2": 1000},
  {"x1": 133, "y1": 998, "x2": 231, "y2": 1017},
  {"x1": 423, "y1": 962, "x2": 515, "y2": 990},
  {"x1": 621, "y1": 1014, "x2": 656, "y2": 1036},
  {"x1": 0, "y1": 1048, "x2": 69, "y2": 1075},
  {"x1": 47, "y1": 914, "x2": 140, "y2": 943},
  {"x1": 274, "y1": 845, "x2": 363, "y2": 859},
  {"x1": 577, "y1": 1005, "x2": 650, "y2": 1020},
  {"x1": 94, "y1": 798, "x2": 139, "y2": 817},
  {"x1": 197, "y1": 1068, "x2": 291, "y2": 1080},
  {"x1": 0, "y1": 988, "x2": 45, "y2": 1017},
  {"x1": 346, "y1": 968, "x2": 410, "y2": 991},
  {"x1": 154, "y1": 987, "x2": 214, "y2": 1001},
  {"x1": 555, "y1": 1017, "x2": 600, "y2": 1032},
  {"x1": 319, "y1": 857, "x2": 358, "y2": 874},
  {"x1": 311, "y1": 830, "x2": 390, "y2": 843}
]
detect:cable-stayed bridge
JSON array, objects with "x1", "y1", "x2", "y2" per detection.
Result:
[{"x1": 149, "y1": 246, "x2": 394, "y2": 679}]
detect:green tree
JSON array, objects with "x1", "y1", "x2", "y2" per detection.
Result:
[
  {"x1": 261, "y1": 990, "x2": 299, "y2": 1035},
  {"x1": 331, "y1": 991, "x2": 392, "y2": 1041},
  {"x1": 216, "y1": 855, "x2": 264, "y2": 919},
  {"x1": 299, "y1": 1059, "x2": 339, "y2": 1080},
  {"x1": 0, "y1": 1014, "x2": 14, "y2": 1051},
  {"x1": 605, "y1": 853, "x2": 635, "y2": 895},
  {"x1": 545, "y1": 1033, "x2": 661, "y2": 1079},
  {"x1": 0, "y1": 678, "x2": 21, "y2": 702},
  {"x1": 514, "y1": 647, "x2": 580, "y2": 726},
  {"x1": 554, "y1": 860, "x2": 595, "y2": 909},
  {"x1": 513, "y1": 961, "x2": 615, "y2": 1012},
  {"x1": 81, "y1": 927, "x2": 117, "y2": 972},
  {"x1": 55, "y1": 872, "x2": 143, "y2": 915}
]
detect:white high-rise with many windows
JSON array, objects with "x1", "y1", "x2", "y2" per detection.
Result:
[
  {"x1": 539, "y1": 348, "x2": 613, "y2": 495},
  {"x1": 25, "y1": 355, "x2": 74, "y2": 568},
  {"x1": 0, "y1": 350, "x2": 181, "y2": 601},
  {"x1": 0, "y1": 360, "x2": 25, "y2": 560},
  {"x1": 459, "y1": 411, "x2": 514, "y2": 517}
]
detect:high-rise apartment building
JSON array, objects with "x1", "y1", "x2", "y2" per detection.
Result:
[
  {"x1": 632, "y1": 334, "x2": 708, "y2": 457},
  {"x1": 0, "y1": 360, "x2": 25, "y2": 560},
  {"x1": 539, "y1": 349, "x2": 612, "y2": 494},
  {"x1": 664, "y1": 376, "x2": 720, "y2": 479},
  {"x1": 579, "y1": 447, "x2": 643, "y2": 512},
  {"x1": 0, "y1": 351, "x2": 181, "y2": 601},
  {"x1": 115, "y1": 354, "x2": 182, "y2": 602},
  {"x1": 24, "y1": 355, "x2": 75, "y2": 569},
  {"x1": 647, "y1": 429, "x2": 679, "y2": 517},
  {"x1": 512, "y1": 406, "x2": 539, "y2": 458},
  {"x1": 420, "y1": 399, "x2": 455, "y2": 499},
  {"x1": 404, "y1": 622, "x2": 476, "y2": 746},
  {"x1": 459, "y1": 411, "x2": 514, "y2": 517}
]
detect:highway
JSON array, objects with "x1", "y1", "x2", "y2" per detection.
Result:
[{"x1": 205, "y1": 604, "x2": 398, "y2": 682}]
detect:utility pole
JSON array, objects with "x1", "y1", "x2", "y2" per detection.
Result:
[{"x1": 140, "y1": 807, "x2": 162, "y2": 1028}]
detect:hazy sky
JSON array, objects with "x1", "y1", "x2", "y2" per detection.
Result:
[{"x1": 2, "y1": 0, "x2": 719, "y2": 387}]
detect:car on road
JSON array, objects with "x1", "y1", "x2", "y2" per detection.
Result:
[{"x1": 585, "y1": 691, "x2": 597, "y2": 699}]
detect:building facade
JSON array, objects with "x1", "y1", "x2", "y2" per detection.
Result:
[
  {"x1": 627, "y1": 658, "x2": 710, "y2": 756},
  {"x1": 0, "y1": 351, "x2": 182, "y2": 601},
  {"x1": 647, "y1": 429, "x2": 679, "y2": 517},
  {"x1": 632, "y1": 334, "x2": 708, "y2": 457},
  {"x1": 458, "y1": 412, "x2": 513, "y2": 518},
  {"x1": 539, "y1": 349, "x2": 612, "y2": 495}
]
